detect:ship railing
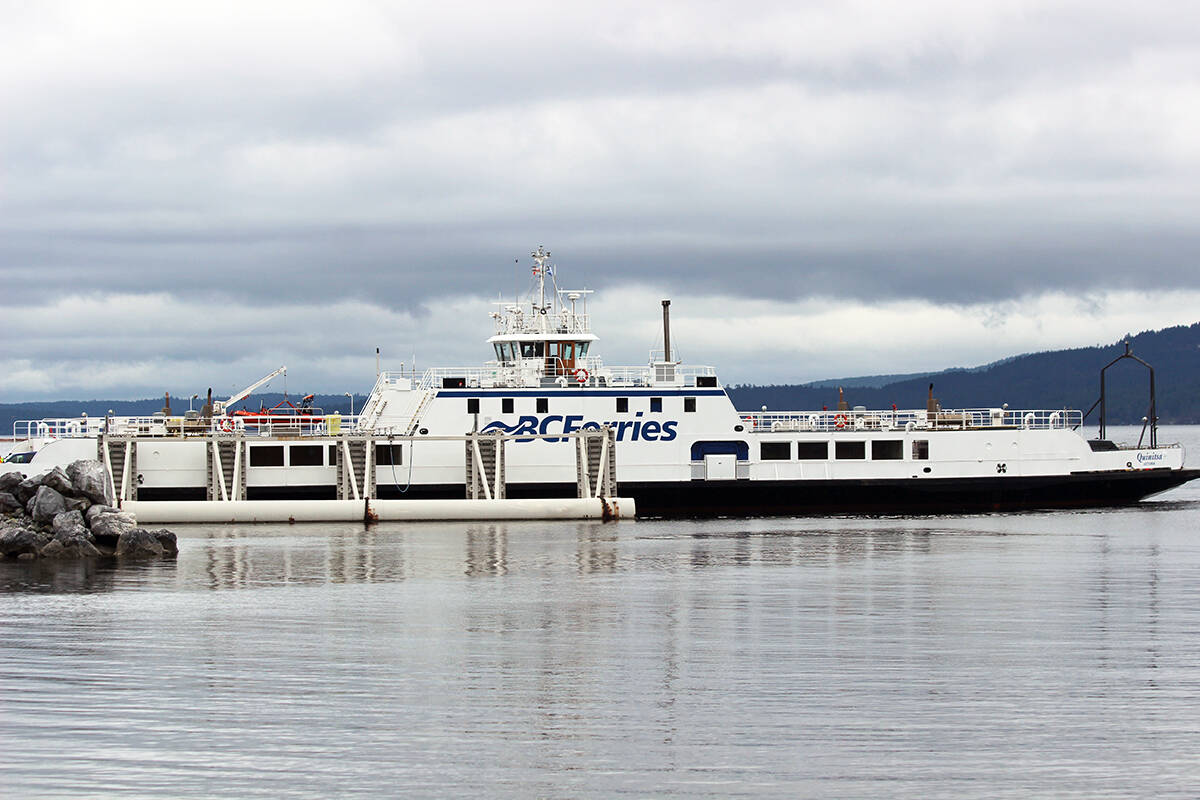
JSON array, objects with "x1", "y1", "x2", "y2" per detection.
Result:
[
  {"x1": 14, "y1": 417, "x2": 110, "y2": 439},
  {"x1": 12, "y1": 414, "x2": 364, "y2": 440},
  {"x1": 739, "y1": 408, "x2": 1084, "y2": 433},
  {"x1": 601, "y1": 364, "x2": 717, "y2": 388},
  {"x1": 491, "y1": 311, "x2": 591, "y2": 336}
]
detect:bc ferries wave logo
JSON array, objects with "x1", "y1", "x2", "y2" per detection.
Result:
[
  {"x1": 480, "y1": 414, "x2": 679, "y2": 443},
  {"x1": 1135, "y1": 451, "x2": 1165, "y2": 464}
]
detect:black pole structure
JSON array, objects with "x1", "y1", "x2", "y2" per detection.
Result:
[{"x1": 1097, "y1": 340, "x2": 1157, "y2": 448}]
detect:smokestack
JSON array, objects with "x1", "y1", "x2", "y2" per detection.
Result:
[{"x1": 661, "y1": 299, "x2": 671, "y2": 362}]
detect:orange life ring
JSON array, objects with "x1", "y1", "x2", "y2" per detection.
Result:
[
  {"x1": 742, "y1": 415, "x2": 755, "y2": 431},
  {"x1": 834, "y1": 413, "x2": 848, "y2": 429},
  {"x1": 573, "y1": 367, "x2": 589, "y2": 384}
]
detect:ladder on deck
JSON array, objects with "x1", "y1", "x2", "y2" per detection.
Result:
[{"x1": 98, "y1": 435, "x2": 137, "y2": 503}]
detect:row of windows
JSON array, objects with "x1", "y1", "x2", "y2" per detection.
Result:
[
  {"x1": 760, "y1": 440, "x2": 930, "y2": 461},
  {"x1": 248, "y1": 444, "x2": 403, "y2": 468},
  {"x1": 467, "y1": 397, "x2": 698, "y2": 414}
]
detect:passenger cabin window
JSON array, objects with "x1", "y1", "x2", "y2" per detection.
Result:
[
  {"x1": 289, "y1": 445, "x2": 324, "y2": 466},
  {"x1": 520, "y1": 342, "x2": 543, "y2": 359},
  {"x1": 912, "y1": 440, "x2": 930, "y2": 460},
  {"x1": 466, "y1": 398, "x2": 480, "y2": 414},
  {"x1": 835, "y1": 441, "x2": 866, "y2": 460},
  {"x1": 376, "y1": 444, "x2": 403, "y2": 465},
  {"x1": 250, "y1": 445, "x2": 284, "y2": 467},
  {"x1": 536, "y1": 398, "x2": 549, "y2": 413},
  {"x1": 502, "y1": 398, "x2": 514, "y2": 414},
  {"x1": 684, "y1": 397, "x2": 696, "y2": 412},
  {"x1": 760, "y1": 442, "x2": 790, "y2": 460},
  {"x1": 872, "y1": 440, "x2": 904, "y2": 460},
  {"x1": 796, "y1": 442, "x2": 828, "y2": 460},
  {"x1": 578, "y1": 342, "x2": 590, "y2": 358},
  {"x1": 616, "y1": 397, "x2": 629, "y2": 413},
  {"x1": 650, "y1": 397, "x2": 662, "y2": 413}
]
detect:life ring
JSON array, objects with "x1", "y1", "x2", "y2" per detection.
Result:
[
  {"x1": 218, "y1": 418, "x2": 235, "y2": 433},
  {"x1": 742, "y1": 415, "x2": 755, "y2": 431},
  {"x1": 573, "y1": 367, "x2": 589, "y2": 384},
  {"x1": 834, "y1": 413, "x2": 848, "y2": 429}
]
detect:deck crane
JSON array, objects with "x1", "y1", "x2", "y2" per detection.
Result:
[{"x1": 213, "y1": 366, "x2": 287, "y2": 416}]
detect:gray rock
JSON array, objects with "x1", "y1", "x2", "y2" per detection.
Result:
[
  {"x1": 150, "y1": 529, "x2": 178, "y2": 555},
  {"x1": 14, "y1": 476, "x2": 41, "y2": 505},
  {"x1": 0, "y1": 491, "x2": 22, "y2": 514},
  {"x1": 64, "y1": 496, "x2": 92, "y2": 514},
  {"x1": 89, "y1": 511, "x2": 138, "y2": 547},
  {"x1": 28, "y1": 485, "x2": 68, "y2": 526},
  {"x1": 85, "y1": 504, "x2": 117, "y2": 526},
  {"x1": 52, "y1": 510, "x2": 92, "y2": 542},
  {"x1": 67, "y1": 460, "x2": 112, "y2": 506},
  {"x1": 0, "y1": 472, "x2": 25, "y2": 493},
  {"x1": 116, "y1": 527, "x2": 165, "y2": 558},
  {"x1": 41, "y1": 535, "x2": 102, "y2": 559},
  {"x1": 0, "y1": 525, "x2": 49, "y2": 557},
  {"x1": 41, "y1": 467, "x2": 75, "y2": 497}
]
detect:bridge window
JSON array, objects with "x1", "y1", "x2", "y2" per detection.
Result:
[
  {"x1": 835, "y1": 441, "x2": 866, "y2": 460},
  {"x1": 796, "y1": 442, "x2": 828, "y2": 460},
  {"x1": 616, "y1": 397, "x2": 628, "y2": 413},
  {"x1": 760, "y1": 442, "x2": 790, "y2": 460},
  {"x1": 872, "y1": 440, "x2": 903, "y2": 460},
  {"x1": 684, "y1": 397, "x2": 696, "y2": 412}
]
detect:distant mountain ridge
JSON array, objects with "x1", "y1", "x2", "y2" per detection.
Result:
[
  {"x1": 729, "y1": 322, "x2": 1200, "y2": 424},
  {"x1": 3, "y1": 324, "x2": 1198, "y2": 433}
]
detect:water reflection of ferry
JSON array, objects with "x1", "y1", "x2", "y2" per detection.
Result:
[{"x1": 4, "y1": 247, "x2": 1198, "y2": 516}]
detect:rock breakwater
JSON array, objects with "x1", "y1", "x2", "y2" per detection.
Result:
[{"x1": 0, "y1": 460, "x2": 176, "y2": 560}]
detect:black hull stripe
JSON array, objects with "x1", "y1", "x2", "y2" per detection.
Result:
[{"x1": 131, "y1": 469, "x2": 1200, "y2": 517}]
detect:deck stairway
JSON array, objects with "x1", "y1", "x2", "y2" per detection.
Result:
[
  {"x1": 205, "y1": 436, "x2": 246, "y2": 501},
  {"x1": 98, "y1": 436, "x2": 137, "y2": 502},
  {"x1": 576, "y1": 427, "x2": 617, "y2": 498},
  {"x1": 465, "y1": 434, "x2": 506, "y2": 500},
  {"x1": 335, "y1": 436, "x2": 375, "y2": 500}
]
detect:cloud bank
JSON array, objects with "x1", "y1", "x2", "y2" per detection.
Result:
[{"x1": 2, "y1": 1, "x2": 1198, "y2": 398}]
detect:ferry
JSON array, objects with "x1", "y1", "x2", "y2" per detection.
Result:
[{"x1": 4, "y1": 246, "x2": 1198, "y2": 517}]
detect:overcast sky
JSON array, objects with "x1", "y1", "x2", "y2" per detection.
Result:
[{"x1": 3, "y1": 1, "x2": 1199, "y2": 401}]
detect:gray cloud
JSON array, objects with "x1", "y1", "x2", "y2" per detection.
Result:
[{"x1": 2, "y1": 1, "x2": 1199, "y2": 397}]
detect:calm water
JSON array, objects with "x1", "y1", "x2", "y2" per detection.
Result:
[{"x1": 2, "y1": 426, "x2": 1199, "y2": 798}]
